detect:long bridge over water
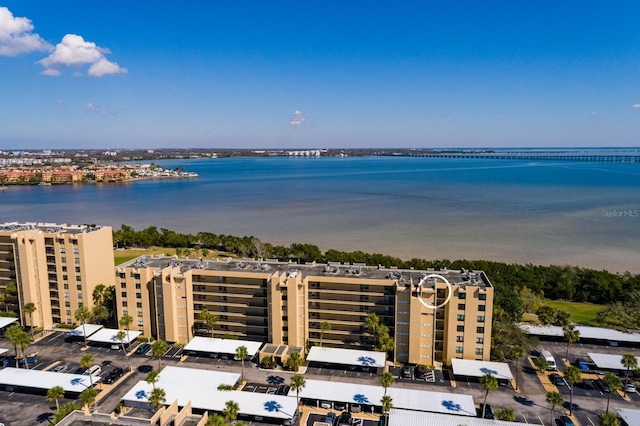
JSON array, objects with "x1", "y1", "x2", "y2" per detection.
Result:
[{"x1": 400, "y1": 152, "x2": 640, "y2": 163}]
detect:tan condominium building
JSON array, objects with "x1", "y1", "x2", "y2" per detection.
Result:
[
  {"x1": 116, "y1": 256, "x2": 493, "y2": 364},
  {"x1": 0, "y1": 222, "x2": 115, "y2": 330}
]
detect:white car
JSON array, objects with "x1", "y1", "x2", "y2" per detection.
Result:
[
  {"x1": 625, "y1": 380, "x2": 637, "y2": 393},
  {"x1": 320, "y1": 401, "x2": 331, "y2": 409},
  {"x1": 110, "y1": 344, "x2": 120, "y2": 350}
]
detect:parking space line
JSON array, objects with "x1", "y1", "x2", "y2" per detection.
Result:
[
  {"x1": 587, "y1": 417, "x2": 596, "y2": 426},
  {"x1": 522, "y1": 414, "x2": 527, "y2": 423},
  {"x1": 538, "y1": 416, "x2": 545, "y2": 425}
]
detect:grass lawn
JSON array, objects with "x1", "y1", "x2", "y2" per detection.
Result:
[
  {"x1": 114, "y1": 247, "x2": 234, "y2": 265},
  {"x1": 548, "y1": 300, "x2": 603, "y2": 325}
]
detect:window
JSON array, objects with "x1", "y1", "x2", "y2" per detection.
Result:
[
  {"x1": 476, "y1": 337, "x2": 484, "y2": 344},
  {"x1": 135, "y1": 283, "x2": 141, "y2": 289},
  {"x1": 475, "y1": 348, "x2": 484, "y2": 355},
  {"x1": 65, "y1": 301, "x2": 70, "y2": 307},
  {"x1": 76, "y1": 276, "x2": 81, "y2": 281},
  {"x1": 478, "y1": 305, "x2": 486, "y2": 312},
  {"x1": 78, "y1": 293, "x2": 82, "y2": 299},
  {"x1": 477, "y1": 326, "x2": 485, "y2": 333},
  {"x1": 61, "y1": 257, "x2": 66, "y2": 263},
  {"x1": 458, "y1": 292, "x2": 466, "y2": 299},
  {"x1": 457, "y1": 314, "x2": 465, "y2": 321},
  {"x1": 64, "y1": 292, "x2": 69, "y2": 298},
  {"x1": 137, "y1": 302, "x2": 142, "y2": 308},
  {"x1": 122, "y1": 301, "x2": 128, "y2": 307},
  {"x1": 478, "y1": 293, "x2": 486, "y2": 301},
  {"x1": 66, "y1": 310, "x2": 71, "y2": 316},
  {"x1": 458, "y1": 303, "x2": 465, "y2": 310},
  {"x1": 456, "y1": 346, "x2": 464, "y2": 354},
  {"x1": 477, "y1": 315, "x2": 485, "y2": 323},
  {"x1": 137, "y1": 311, "x2": 143, "y2": 317},
  {"x1": 133, "y1": 274, "x2": 140, "y2": 280},
  {"x1": 121, "y1": 292, "x2": 127, "y2": 298},
  {"x1": 136, "y1": 293, "x2": 142, "y2": 299},
  {"x1": 456, "y1": 325, "x2": 464, "y2": 332},
  {"x1": 456, "y1": 336, "x2": 464, "y2": 342},
  {"x1": 78, "y1": 302, "x2": 83, "y2": 307},
  {"x1": 123, "y1": 310, "x2": 128, "y2": 315},
  {"x1": 76, "y1": 284, "x2": 82, "y2": 290},
  {"x1": 75, "y1": 267, "x2": 80, "y2": 273},
  {"x1": 121, "y1": 283, "x2": 127, "y2": 288},
  {"x1": 62, "y1": 275, "x2": 68, "y2": 281},
  {"x1": 63, "y1": 284, "x2": 69, "y2": 289},
  {"x1": 74, "y1": 257, "x2": 80, "y2": 264},
  {"x1": 62, "y1": 266, "x2": 67, "y2": 272},
  {"x1": 137, "y1": 321, "x2": 143, "y2": 326},
  {"x1": 73, "y1": 248, "x2": 79, "y2": 254}
]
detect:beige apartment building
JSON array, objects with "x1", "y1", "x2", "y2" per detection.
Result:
[
  {"x1": 0, "y1": 222, "x2": 115, "y2": 329},
  {"x1": 116, "y1": 256, "x2": 493, "y2": 364}
]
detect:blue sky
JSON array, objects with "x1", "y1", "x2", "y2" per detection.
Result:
[{"x1": 1, "y1": 1, "x2": 639, "y2": 149}]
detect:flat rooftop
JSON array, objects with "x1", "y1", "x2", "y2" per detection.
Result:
[
  {"x1": 88, "y1": 328, "x2": 142, "y2": 344},
  {"x1": 451, "y1": 359, "x2": 514, "y2": 380},
  {"x1": 122, "y1": 366, "x2": 296, "y2": 420},
  {"x1": 0, "y1": 317, "x2": 18, "y2": 330},
  {"x1": 521, "y1": 324, "x2": 640, "y2": 344},
  {"x1": 587, "y1": 353, "x2": 640, "y2": 370},
  {"x1": 120, "y1": 255, "x2": 492, "y2": 287},
  {"x1": 307, "y1": 346, "x2": 386, "y2": 368},
  {"x1": 616, "y1": 408, "x2": 640, "y2": 426},
  {"x1": 288, "y1": 378, "x2": 476, "y2": 416},
  {"x1": 0, "y1": 367, "x2": 100, "y2": 393},
  {"x1": 389, "y1": 408, "x2": 530, "y2": 426},
  {"x1": 183, "y1": 336, "x2": 263, "y2": 356},
  {"x1": 67, "y1": 324, "x2": 103, "y2": 337}
]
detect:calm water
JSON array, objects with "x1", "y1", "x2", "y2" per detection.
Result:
[{"x1": 1, "y1": 156, "x2": 639, "y2": 272}]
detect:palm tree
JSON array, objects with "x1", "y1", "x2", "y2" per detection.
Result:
[
  {"x1": 6, "y1": 325, "x2": 23, "y2": 368},
  {"x1": 79, "y1": 387, "x2": 98, "y2": 412},
  {"x1": 380, "y1": 371, "x2": 395, "y2": 396},
  {"x1": 286, "y1": 351, "x2": 303, "y2": 372},
  {"x1": 148, "y1": 387, "x2": 166, "y2": 411},
  {"x1": 24, "y1": 302, "x2": 36, "y2": 334},
  {"x1": 199, "y1": 308, "x2": 218, "y2": 338},
  {"x1": 152, "y1": 339, "x2": 168, "y2": 371},
  {"x1": 365, "y1": 312, "x2": 380, "y2": 349},
  {"x1": 119, "y1": 314, "x2": 133, "y2": 346},
  {"x1": 512, "y1": 345, "x2": 525, "y2": 391},
  {"x1": 533, "y1": 357, "x2": 549, "y2": 373},
  {"x1": 16, "y1": 329, "x2": 32, "y2": 369},
  {"x1": 145, "y1": 370, "x2": 160, "y2": 390},
  {"x1": 80, "y1": 353, "x2": 95, "y2": 386},
  {"x1": 380, "y1": 395, "x2": 393, "y2": 425},
  {"x1": 222, "y1": 400, "x2": 240, "y2": 422},
  {"x1": 546, "y1": 391, "x2": 564, "y2": 425},
  {"x1": 621, "y1": 353, "x2": 638, "y2": 398},
  {"x1": 564, "y1": 365, "x2": 581, "y2": 416},
  {"x1": 563, "y1": 324, "x2": 580, "y2": 361},
  {"x1": 235, "y1": 345, "x2": 249, "y2": 382},
  {"x1": 603, "y1": 372, "x2": 622, "y2": 413},
  {"x1": 217, "y1": 383, "x2": 234, "y2": 391},
  {"x1": 46, "y1": 385, "x2": 65, "y2": 411},
  {"x1": 319, "y1": 321, "x2": 331, "y2": 347},
  {"x1": 74, "y1": 306, "x2": 92, "y2": 349},
  {"x1": 599, "y1": 412, "x2": 621, "y2": 426},
  {"x1": 0, "y1": 291, "x2": 6, "y2": 312},
  {"x1": 480, "y1": 373, "x2": 498, "y2": 419},
  {"x1": 290, "y1": 374, "x2": 306, "y2": 407}
]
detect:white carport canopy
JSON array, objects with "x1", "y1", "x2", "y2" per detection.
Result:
[
  {"x1": 520, "y1": 324, "x2": 640, "y2": 344},
  {"x1": 67, "y1": 323, "x2": 103, "y2": 337},
  {"x1": 184, "y1": 336, "x2": 263, "y2": 357},
  {"x1": 616, "y1": 408, "x2": 640, "y2": 426},
  {"x1": 122, "y1": 366, "x2": 296, "y2": 420},
  {"x1": 588, "y1": 353, "x2": 640, "y2": 371},
  {"x1": 0, "y1": 317, "x2": 18, "y2": 330},
  {"x1": 0, "y1": 367, "x2": 100, "y2": 393},
  {"x1": 389, "y1": 409, "x2": 531, "y2": 426},
  {"x1": 451, "y1": 359, "x2": 514, "y2": 380},
  {"x1": 87, "y1": 328, "x2": 142, "y2": 344},
  {"x1": 306, "y1": 346, "x2": 386, "y2": 368},
  {"x1": 288, "y1": 379, "x2": 476, "y2": 416}
]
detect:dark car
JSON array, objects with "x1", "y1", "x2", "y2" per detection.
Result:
[
  {"x1": 401, "y1": 365, "x2": 412, "y2": 379},
  {"x1": 550, "y1": 373, "x2": 565, "y2": 386},
  {"x1": 415, "y1": 365, "x2": 428, "y2": 379},
  {"x1": 478, "y1": 404, "x2": 493, "y2": 419},
  {"x1": 581, "y1": 379, "x2": 596, "y2": 391},
  {"x1": 338, "y1": 411, "x2": 352, "y2": 425},
  {"x1": 323, "y1": 412, "x2": 336, "y2": 425},
  {"x1": 558, "y1": 415, "x2": 575, "y2": 426},
  {"x1": 72, "y1": 367, "x2": 86, "y2": 375},
  {"x1": 135, "y1": 343, "x2": 151, "y2": 355},
  {"x1": 137, "y1": 364, "x2": 153, "y2": 373},
  {"x1": 103, "y1": 367, "x2": 125, "y2": 384}
]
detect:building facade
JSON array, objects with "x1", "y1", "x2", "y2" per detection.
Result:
[
  {"x1": 0, "y1": 222, "x2": 115, "y2": 329},
  {"x1": 116, "y1": 256, "x2": 493, "y2": 364}
]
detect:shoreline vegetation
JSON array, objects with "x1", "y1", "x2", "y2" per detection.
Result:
[{"x1": 112, "y1": 225, "x2": 640, "y2": 334}]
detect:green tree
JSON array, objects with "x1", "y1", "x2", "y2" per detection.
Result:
[
  {"x1": 563, "y1": 324, "x2": 580, "y2": 361},
  {"x1": 365, "y1": 312, "x2": 380, "y2": 349},
  {"x1": 512, "y1": 345, "x2": 525, "y2": 391},
  {"x1": 480, "y1": 374, "x2": 498, "y2": 419},
  {"x1": 222, "y1": 400, "x2": 240, "y2": 422},
  {"x1": 564, "y1": 365, "x2": 581, "y2": 416},
  {"x1": 290, "y1": 374, "x2": 306, "y2": 408},
  {"x1": 379, "y1": 371, "x2": 395, "y2": 396},
  {"x1": 199, "y1": 308, "x2": 218, "y2": 338},
  {"x1": 217, "y1": 383, "x2": 234, "y2": 391},
  {"x1": 146, "y1": 370, "x2": 160, "y2": 390},
  {"x1": 15, "y1": 329, "x2": 32, "y2": 369},
  {"x1": 235, "y1": 345, "x2": 249, "y2": 382},
  {"x1": 533, "y1": 357, "x2": 549, "y2": 373},
  {"x1": 24, "y1": 302, "x2": 36, "y2": 333},
  {"x1": 79, "y1": 387, "x2": 98, "y2": 411},
  {"x1": 5, "y1": 324, "x2": 22, "y2": 367},
  {"x1": 319, "y1": 321, "x2": 331, "y2": 347},
  {"x1": 46, "y1": 385, "x2": 65, "y2": 411},
  {"x1": 53, "y1": 402, "x2": 80, "y2": 424},
  {"x1": 206, "y1": 414, "x2": 227, "y2": 426},
  {"x1": 148, "y1": 387, "x2": 166, "y2": 411},
  {"x1": 80, "y1": 353, "x2": 96, "y2": 386},
  {"x1": 286, "y1": 351, "x2": 304, "y2": 372},
  {"x1": 0, "y1": 291, "x2": 6, "y2": 312},
  {"x1": 91, "y1": 305, "x2": 109, "y2": 325},
  {"x1": 599, "y1": 412, "x2": 621, "y2": 426},
  {"x1": 536, "y1": 305, "x2": 556, "y2": 325},
  {"x1": 380, "y1": 394, "x2": 393, "y2": 422},
  {"x1": 546, "y1": 391, "x2": 564, "y2": 425},
  {"x1": 74, "y1": 306, "x2": 92, "y2": 349},
  {"x1": 119, "y1": 314, "x2": 133, "y2": 353},
  {"x1": 494, "y1": 408, "x2": 516, "y2": 421},
  {"x1": 621, "y1": 353, "x2": 638, "y2": 398},
  {"x1": 603, "y1": 372, "x2": 622, "y2": 413},
  {"x1": 152, "y1": 339, "x2": 168, "y2": 371}
]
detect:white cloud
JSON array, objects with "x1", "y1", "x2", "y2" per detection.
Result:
[
  {"x1": 289, "y1": 110, "x2": 306, "y2": 126},
  {"x1": 39, "y1": 34, "x2": 127, "y2": 77},
  {"x1": 632, "y1": 104, "x2": 640, "y2": 109},
  {"x1": 0, "y1": 6, "x2": 52, "y2": 56},
  {"x1": 83, "y1": 102, "x2": 97, "y2": 113}
]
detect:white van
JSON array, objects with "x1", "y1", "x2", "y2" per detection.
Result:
[
  {"x1": 83, "y1": 364, "x2": 102, "y2": 376},
  {"x1": 540, "y1": 350, "x2": 557, "y2": 370}
]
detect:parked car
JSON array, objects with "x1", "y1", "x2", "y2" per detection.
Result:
[
  {"x1": 350, "y1": 404, "x2": 362, "y2": 413},
  {"x1": 52, "y1": 365, "x2": 68, "y2": 373},
  {"x1": 137, "y1": 364, "x2": 153, "y2": 373},
  {"x1": 103, "y1": 367, "x2": 125, "y2": 384},
  {"x1": 320, "y1": 401, "x2": 332, "y2": 409},
  {"x1": 73, "y1": 367, "x2": 86, "y2": 375},
  {"x1": 110, "y1": 344, "x2": 121, "y2": 350},
  {"x1": 338, "y1": 411, "x2": 352, "y2": 425},
  {"x1": 334, "y1": 402, "x2": 346, "y2": 411},
  {"x1": 401, "y1": 365, "x2": 412, "y2": 379},
  {"x1": 323, "y1": 412, "x2": 336, "y2": 425},
  {"x1": 624, "y1": 380, "x2": 637, "y2": 393},
  {"x1": 558, "y1": 415, "x2": 575, "y2": 426},
  {"x1": 135, "y1": 343, "x2": 151, "y2": 355},
  {"x1": 550, "y1": 373, "x2": 565, "y2": 386},
  {"x1": 83, "y1": 364, "x2": 101, "y2": 376},
  {"x1": 478, "y1": 404, "x2": 493, "y2": 419},
  {"x1": 415, "y1": 365, "x2": 428, "y2": 379}
]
